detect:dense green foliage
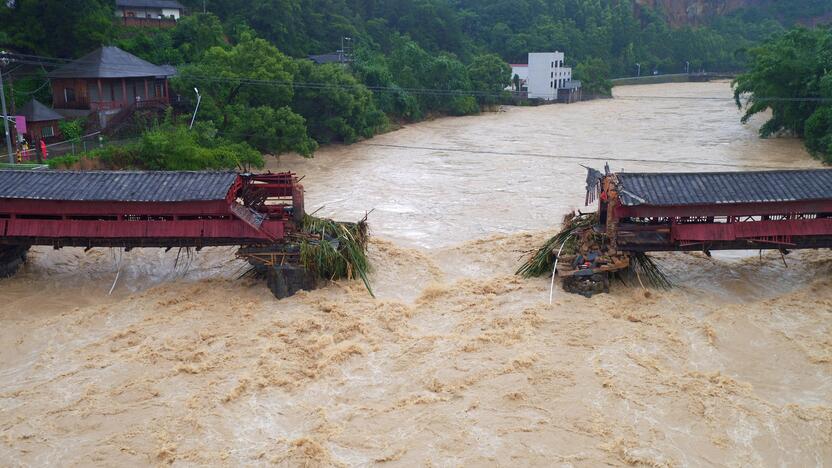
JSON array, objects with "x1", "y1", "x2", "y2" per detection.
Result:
[
  {"x1": 293, "y1": 60, "x2": 387, "y2": 144},
  {"x1": 57, "y1": 120, "x2": 84, "y2": 143},
  {"x1": 733, "y1": 27, "x2": 832, "y2": 163},
  {"x1": 2, "y1": 0, "x2": 830, "y2": 165},
  {"x1": 4, "y1": 1, "x2": 821, "y2": 75},
  {"x1": 0, "y1": 0, "x2": 113, "y2": 58},
  {"x1": 172, "y1": 34, "x2": 320, "y2": 156},
  {"x1": 48, "y1": 124, "x2": 264, "y2": 170},
  {"x1": 467, "y1": 54, "x2": 512, "y2": 105},
  {"x1": 574, "y1": 58, "x2": 613, "y2": 97}
]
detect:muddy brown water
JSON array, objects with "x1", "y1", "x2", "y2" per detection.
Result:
[{"x1": 1, "y1": 82, "x2": 830, "y2": 466}]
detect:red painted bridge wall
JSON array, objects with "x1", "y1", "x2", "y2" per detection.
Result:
[
  {"x1": 671, "y1": 218, "x2": 832, "y2": 242},
  {"x1": 0, "y1": 198, "x2": 289, "y2": 245},
  {"x1": 1, "y1": 199, "x2": 234, "y2": 217},
  {"x1": 3, "y1": 218, "x2": 284, "y2": 241},
  {"x1": 616, "y1": 200, "x2": 832, "y2": 219}
]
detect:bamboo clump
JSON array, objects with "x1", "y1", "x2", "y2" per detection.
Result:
[
  {"x1": 516, "y1": 211, "x2": 672, "y2": 289},
  {"x1": 516, "y1": 212, "x2": 598, "y2": 278},
  {"x1": 300, "y1": 214, "x2": 374, "y2": 297},
  {"x1": 626, "y1": 253, "x2": 672, "y2": 290}
]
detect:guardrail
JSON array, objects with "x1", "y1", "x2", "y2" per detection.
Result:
[
  {"x1": 0, "y1": 163, "x2": 49, "y2": 170},
  {"x1": 611, "y1": 72, "x2": 739, "y2": 86}
]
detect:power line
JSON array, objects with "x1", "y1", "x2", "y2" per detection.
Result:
[
  {"x1": 5, "y1": 52, "x2": 830, "y2": 103},
  {"x1": 62, "y1": 122, "x2": 809, "y2": 171},
  {"x1": 359, "y1": 143, "x2": 812, "y2": 170},
  {"x1": 615, "y1": 94, "x2": 832, "y2": 103}
]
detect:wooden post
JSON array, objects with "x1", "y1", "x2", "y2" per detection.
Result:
[
  {"x1": 144, "y1": 79, "x2": 149, "y2": 102},
  {"x1": 164, "y1": 80, "x2": 169, "y2": 102},
  {"x1": 122, "y1": 78, "x2": 128, "y2": 106},
  {"x1": 8, "y1": 75, "x2": 15, "y2": 114},
  {"x1": 97, "y1": 79, "x2": 103, "y2": 107}
]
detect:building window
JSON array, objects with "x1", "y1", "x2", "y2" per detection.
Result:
[
  {"x1": 550, "y1": 81, "x2": 553, "y2": 88},
  {"x1": 64, "y1": 88, "x2": 75, "y2": 103},
  {"x1": 42, "y1": 126, "x2": 54, "y2": 138}
]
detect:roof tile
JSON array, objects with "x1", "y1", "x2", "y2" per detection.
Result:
[
  {"x1": 0, "y1": 171, "x2": 238, "y2": 202},
  {"x1": 617, "y1": 170, "x2": 832, "y2": 206}
]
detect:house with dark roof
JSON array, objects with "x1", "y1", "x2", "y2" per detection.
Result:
[
  {"x1": 48, "y1": 46, "x2": 175, "y2": 120},
  {"x1": 17, "y1": 99, "x2": 65, "y2": 143},
  {"x1": 558, "y1": 79, "x2": 582, "y2": 104},
  {"x1": 115, "y1": 0, "x2": 186, "y2": 27}
]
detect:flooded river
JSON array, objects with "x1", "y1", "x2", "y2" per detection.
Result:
[{"x1": 1, "y1": 82, "x2": 830, "y2": 466}]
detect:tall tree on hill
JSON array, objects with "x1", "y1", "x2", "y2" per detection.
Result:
[
  {"x1": 172, "y1": 13, "x2": 228, "y2": 62},
  {"x1": 173, "y1": 33, "x2": 317, "y2": 156},
  {"x1": 0, "y1": 0, "x2": 113, "y2": 57}
]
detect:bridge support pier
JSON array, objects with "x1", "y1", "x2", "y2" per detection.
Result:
[
  {"x1": 0, "y1": 245, "x2": 30, "y2": 278},
  {"x1": 266, "y1": 265, "x2": 317, "y2": 299}
]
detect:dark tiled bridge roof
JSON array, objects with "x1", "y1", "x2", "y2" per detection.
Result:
[
  {"x1": 0, "y1": 171, "x2": 238, "y2": 202},
  {"x1": 617, "y1": 169, "x2": 832, "y2": 207}
]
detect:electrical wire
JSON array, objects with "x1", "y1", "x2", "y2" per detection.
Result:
[
  {"x1": 105, "y1": 122, "x2": 813, "y2": 171},
  {"x1": 4, "y1": 51, "x2": 830, "y2": 103},
  {"x1": 358, "y1": 143, "x2": 813, "y2": 170}
]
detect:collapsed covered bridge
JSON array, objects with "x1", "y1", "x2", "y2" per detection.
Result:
[
  {"x1": 0, "y1": 170, "x2": 332, "y2": 298},
  {"x1": 599, "y1": 169, "x2": 832, "y2": 252},
  {"x1": 523, "y1": 168, "x2": 832, "y2": 297}
]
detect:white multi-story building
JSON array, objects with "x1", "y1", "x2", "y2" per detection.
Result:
[
  {"x1": 508, "y1": 52, "x2": 573, "y2": 101},
  {"x1": 528, "y1": 52, "x2": 572, "y2": 100}
]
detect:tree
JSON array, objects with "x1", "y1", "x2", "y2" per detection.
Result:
[
  {"x1": 805, "y1": 106, "x2": 832, "y2": 163},
  {"x1": 352, "y1": 49, "x2": 421, "y2": 119},
  {"x1": 733, "y1": 27, "x2": 832, "y2": 162},
  {"x1": 733, "y1": 28, "x2": 832, "y2": 137},
  {"x1": 172, "y1": 13, "x2": 227, "y2": 62},
  {"x1": 467, "y1": 54, "x2": 511, "y2": 105},
  {"x1": 292, "y1": 61, "x2": 387, "y2": 144},
  {"x1": 172, "y1": 33, "x2": 316, "y2": 156},
  {"x1": 225, "y1": 105, "x2": 318, "y2": 156},
  {"x1": 574, "y1": 58, "x2": 613, "y2": 97},
  {"x1": 0, "y1": 0, "x2": 113, "y2": 57},
  {"x1": 115, "y1": 29, "x2": 183, "y2": 65}
]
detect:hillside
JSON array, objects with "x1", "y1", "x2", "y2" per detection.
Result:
[
  {"x1": 635, "y1": 0, "x2": 832, "y2": 27},
  {"x1": 634, "y1": 0, "x2": 761, "y2": 26}
]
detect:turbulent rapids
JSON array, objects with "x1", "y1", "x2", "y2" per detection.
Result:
[{"x1": 1, "y1": 82, "x2": 831, "y2": 466}]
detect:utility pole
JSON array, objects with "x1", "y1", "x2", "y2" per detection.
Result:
[
  {"x1": 339, "y1": 37, "x2": 352, "y2": 64},
  {"x1": 189, "y1": 88, "x2": 202, "y2": 129},
  {"x1": 0, "y1": 52, "x2": 13, "y2": 164},
  {"x1": 636, "y1": 63, "x2": 641, "y2": 78},
  {"x1": 685, "y1": 61, "x2": 690, "y2": 74}
]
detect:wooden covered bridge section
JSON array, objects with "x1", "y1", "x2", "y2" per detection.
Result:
[
  {"x1": 0, "y1": 170, "x2": 314, "y2": 297},
  {"x1": 595, "y1": 169, "x2": 832, "y2": 253}
]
